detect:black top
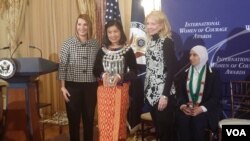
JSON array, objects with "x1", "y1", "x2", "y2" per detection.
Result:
[
  {"x1": 93, "y1": 47, "x2": 137, "y2": 82},
  {"x1": 177, "y1": 66, "x2": 222, "y2": 131}
]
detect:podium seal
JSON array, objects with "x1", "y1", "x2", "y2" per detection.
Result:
[{"x1": 0, "y1": 58, "x2": 16, "y2": 79}]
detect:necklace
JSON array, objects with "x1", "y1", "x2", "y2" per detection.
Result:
[{"x1": 102, "y1": 45, "x2": 130, "y2": 55}]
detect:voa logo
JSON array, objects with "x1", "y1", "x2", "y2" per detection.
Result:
[{"x1": 226, "y1": 129, "x2": 246, "y2": 136}]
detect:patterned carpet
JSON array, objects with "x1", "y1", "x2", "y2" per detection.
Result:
[
  {"x1": 44, "y1": 125, "x2": 156, "y2": 141},
  {"x1": 44, "y1": 126, "x2": 98, "y2": 141},
  {"x1": 45, "y1": 133, "x2": 69, "y2": 141}
]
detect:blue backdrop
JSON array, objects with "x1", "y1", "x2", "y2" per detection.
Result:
[{"x1": 162, "y1": 0, "x2": 250, "y2": 118}]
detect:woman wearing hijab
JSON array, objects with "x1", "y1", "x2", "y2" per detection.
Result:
[{"x1": 177, "y1": 45, "x2": 221, "y2": 141}]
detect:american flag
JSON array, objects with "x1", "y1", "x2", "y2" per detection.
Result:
[{"x1": 105, "y1": 0, "x2": 121, "y2": 23}]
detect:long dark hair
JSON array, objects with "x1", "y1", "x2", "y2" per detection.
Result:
[{"x1": 102, "y1": 20, "x2": 127, "y2": 47}]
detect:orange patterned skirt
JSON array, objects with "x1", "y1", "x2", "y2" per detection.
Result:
[{"x1": 97, "y1": 83, "x2": 130, "y2": 141}]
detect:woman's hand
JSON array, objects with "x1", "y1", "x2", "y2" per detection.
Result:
[
  {"x1": 109, "y1": 74, "x2": 121, "y2": 87},
  {"x1": 180, "y1": 104, "x2": 192, "y2": 116},
  {"x1": 180, "y1": 104, "x2": 203, "y2": 116},
  {"x1": 102, "y1": 72, "x2": 110, "y2": 87},
  {"x1": 103, "y1": 73, "x2": 121, "y2": 87},
  {"x1": 158, "y1": 96, "x2": 168, "y2": 111},
  {"x1": 191, "y1": 106, "x2": 203, "y2": 116},
  {"x1": 61, "y1": 87, "x2": 70, "y2": 102}
]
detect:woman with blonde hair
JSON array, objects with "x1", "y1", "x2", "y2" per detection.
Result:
[{"x1": 144, "y1": 11, "x2": 177, "y2": 141}]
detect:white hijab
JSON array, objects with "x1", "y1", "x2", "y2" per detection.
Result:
[
  {"x1": 191, "y1": 45, "x2": 208, "y2": 70},
  {"x1": 187, "y1": 45, "x2": 208, "y2": 105}
]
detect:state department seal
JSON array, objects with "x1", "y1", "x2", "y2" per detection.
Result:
[
  {"x1": 0, "y1": 58, "x2": 16, "y2": 79},
  {"x1": 130, "y1": 21, "x2": 147, "y2": 64}
]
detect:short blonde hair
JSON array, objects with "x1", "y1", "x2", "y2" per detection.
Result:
[{"x1": 145, "y1": 11, "x2": 172, "y2": 39}]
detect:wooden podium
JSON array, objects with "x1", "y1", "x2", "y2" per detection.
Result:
[{"x1": 2, "y1": 58, "x2": 58, "y2": 141}]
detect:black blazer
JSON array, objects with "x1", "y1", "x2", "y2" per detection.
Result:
[{"x1": 177, "y1": 65, "x2": 222, "y2": 131}]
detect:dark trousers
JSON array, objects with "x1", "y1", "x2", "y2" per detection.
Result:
[
  {"x1": 65, "y1": 81, "x2": 98, "y2": 141},
  {"x1": 177, "y1": 111, "x2": 207, "y2": 141},
  {"x1": 148, "y1": 96, "x2": 176, "y2": 141}
]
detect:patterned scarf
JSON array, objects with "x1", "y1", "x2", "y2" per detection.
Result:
[{"x1": 144, "y1": 38, "x2": 165, "y2": 106}]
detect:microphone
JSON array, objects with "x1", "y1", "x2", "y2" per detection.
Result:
[
  {"x1": 29, "y1": 45, "x2": 42, "y2": 58},
  {"x1": 0, "y1": 46, "x2": 11, "y2": 57},
  {"x1": 0, "y1": 46, "x2": 10, "y2": 50},
  {"x1": 11, "y1": 41, "x2": 23, "y2": 58}
]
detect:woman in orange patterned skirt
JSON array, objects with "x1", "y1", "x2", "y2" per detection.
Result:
[{"x1": 93, "y1": 20, "x2": 137, "y2": 141}]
